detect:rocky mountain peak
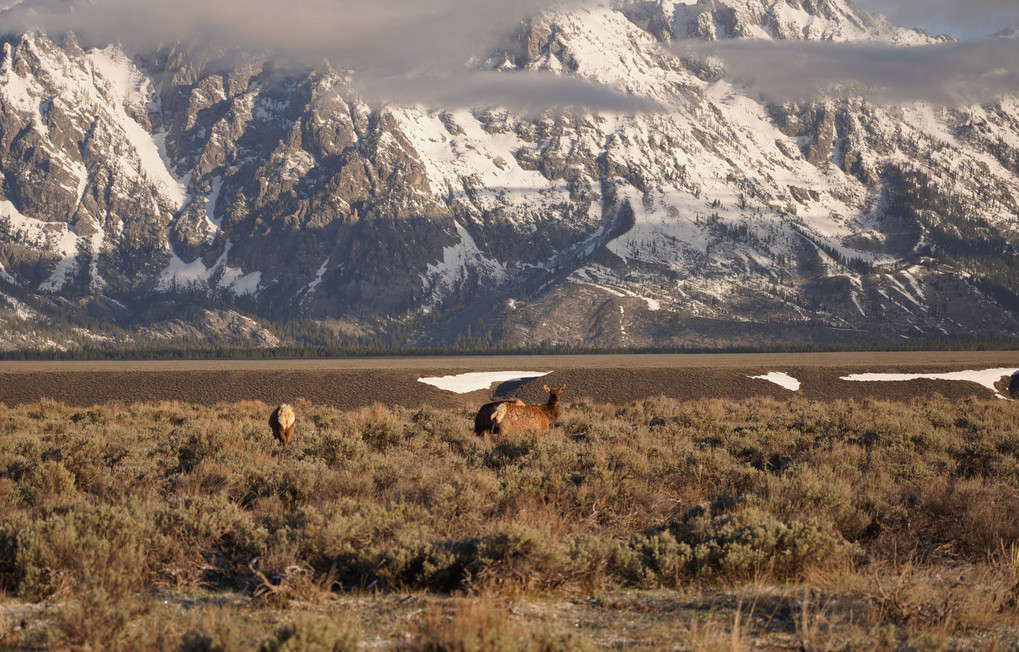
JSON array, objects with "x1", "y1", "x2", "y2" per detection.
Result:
[{"x1": 0, "y1": 1, "x2": 1017, "y2": 352}]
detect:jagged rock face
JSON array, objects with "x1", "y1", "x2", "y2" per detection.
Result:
[
  {"x1": 0, "y1": 33, "x2": 177, "y2": 298},
  {"x1": 664, "y1": 0, "x2": 942, "y2": 43},
  {"x1": 0, "y1": 0, "x2": 1018, "y2": 351}
]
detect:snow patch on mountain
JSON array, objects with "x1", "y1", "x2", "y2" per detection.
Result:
[
  {"x1": 667, "y1": 0, "x2": 939, "y2": 44},
  {"x1": 204, "y1": 176, "x2": 224, "y2": 238},
  {"x1": 393, "y1": 107, "x2": 573, "y2": 220},
  {"x1": 571, "y1": 267, "x2": 661, "y2": 310},
  {"x1": 87, "y1": 47, "x2": 186, "y2": 209},
  {"x1": 216, "y1": 248, "x2": 262, "y2": 296},
  {"x1": 158, "y1": 242, "x2": 261, "y2": 297},
  {"x1": 0, "y1": 200, "x2": 79, "y2": 291},
  {"x1": 538, "y1": 5, "x2": 694, "y2": 103},
  {"x1": 423, "y1": 220, "x2": 507, "y2": 303},
  {"x1": 303, "y1": 257, "x2": 330, "y2": 296},
  {"x1": 1, "y1": 43, "x2": 46, "y2": 128},
  {"x1": 0, "y1": 290, "x2": 35, "y2": 320}
]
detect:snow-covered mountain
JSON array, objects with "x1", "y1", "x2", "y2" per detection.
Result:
[{"x1": 0, "y1": 0, "x2": 1018, "y2": 352}]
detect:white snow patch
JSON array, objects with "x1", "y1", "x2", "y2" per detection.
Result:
[
  {"x1": 576, "y1": 279, "x2": 661, "y2": 311},
  {"x1": 158, "y1": 252, "x2": 210, "y2": 291},
  {"x1": 842, "y1": 368, "x2": 1019, "y2": 399},
  {"x1": 204, "y1": 176, "x2": 224, "y2": 234},
  {"x1": 86, "y1": 228, "x2": 107, "y2": 292},
  {"x1": 158, "y1": 241, "x2": 260, "y2": 296},
  {"x1": 0, "y1": 200, "x2": 80, "y2": 292},
  {"x1": 418, "y1": 371, "x2": 552, "y2": 394},
  {"x1": 306, "y1": 257, "x2": 330, "y2": 293},
  {"x1": 424, "y1": 220, "x2": 506, "y2": 297},
  {"x1": 750, "y1": 372, "x2": 801, "y2": 391},
  {"x1": 218, "y1": 264, "x2": 261, "y2": 296},
  {"x1": 0, "y1": 261, "x2": 15, "y2": 285},
  {"x1": 391, "y1": 108, "x2": 572, "y2": 219},
  {"x1": 848, "y1": 276, "x2": 867, "y2": 317},
  {"x1": 0, "y1": 292, "x2": 36, "y2": 320},
  {"x1": 87, "y1": 47, "x2": 186, "y2": 208}
]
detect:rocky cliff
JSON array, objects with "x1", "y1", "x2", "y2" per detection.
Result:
[{"x1": 0, "y1": 0, "x2": 1017, "y2": 352}]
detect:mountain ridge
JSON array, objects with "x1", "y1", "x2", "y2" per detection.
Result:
[{"x1": 0, "y1": 0, "x2": 1017, "y2": 352}]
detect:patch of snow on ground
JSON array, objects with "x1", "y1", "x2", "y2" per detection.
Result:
[
  {"x1": 842, "y1": 368, "x2": 1019, "y2": 399},
  {"x1": 749, "y1": 372, "x2": 801, "y2": 391},
  {"x1": 419, "y1": 371, "x2": 552, "y2": 394}
]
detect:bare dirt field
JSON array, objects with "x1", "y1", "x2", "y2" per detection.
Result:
[{"x1": 1, "y1": 351, "x2": 1017, "y2": 408}]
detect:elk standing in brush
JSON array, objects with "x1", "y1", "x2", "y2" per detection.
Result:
[
  {"x1": 474, "y1": 399, "x2": 524, "y2": 436},
  {"x1": 478, "y1": 385, "x2": 566, "y2": 436},
  {"x1": 269, "y1": 403, "x2": 296, "y2": 447}
]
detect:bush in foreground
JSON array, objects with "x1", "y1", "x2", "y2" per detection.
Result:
[{"x1": 0, "y1": 395, "x2": 1017, "y2": 648}]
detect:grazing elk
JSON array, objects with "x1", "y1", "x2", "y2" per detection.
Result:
[
  {"x1": 269, "y1": 403, "x2": 296, "y2": 447},
  {"x1": 479, "y1": 384, "x2": 566, "y2": 436}
]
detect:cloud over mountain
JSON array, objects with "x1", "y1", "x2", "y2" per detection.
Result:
[
  {"x1": 682, "y1": 37, "x2": 1019, "y2": 106},
  {"x1": 3, "y1": 0, "x2": 547, "y2": 72},
  {"x1": 856, "y1": 0, "x2": 1019, "y2": 38},
  {"x1": 4, "y1": 0, "x2": 654, "y2": 109},
  {"x1": 4, "y1": 0, "x2": 1019, "y2": 109},
  {"x1": 1, "y1": 0, "x2": 1019, "y2": 354}
]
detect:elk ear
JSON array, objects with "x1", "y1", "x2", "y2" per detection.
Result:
[
  {"x1": 559, "y1": 384, "x2": 567, "y2": 391},
  {"x1": 543, "y1": 385, "x2": 550, "y2": 392}
]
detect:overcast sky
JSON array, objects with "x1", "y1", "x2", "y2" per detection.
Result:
[
  {"x1": 2, "y1": 0, "x2": 1018, "y2": 109},
  {"x1": 686, "y1": 0, "x2": 1019, "y2": 106},
  {"x1": 688, "y1": 38, "x2": 1019, "y2": 106},
  {"x1": 855, "y1": 0, "x2": 1019, "y2": 39}
]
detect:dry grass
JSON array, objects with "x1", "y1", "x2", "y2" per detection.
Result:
[{"x1": 0, "y1": 394, "x2": 1018, "y2": 649}]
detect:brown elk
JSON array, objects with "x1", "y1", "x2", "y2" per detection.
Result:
[
  {"x1": 269, "y1": 403, "x2": 296, "y2": 447},
  {"x1": 476, "y1": 384, "x2": 566, "y2": 436},
  {"x1": 473, "y1": 399, "x2": 524, "y2": 436}
]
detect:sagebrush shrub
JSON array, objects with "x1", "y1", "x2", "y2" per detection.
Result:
[{"x1": 2, "y1": 394, "x2": 1019, "y2": 647}]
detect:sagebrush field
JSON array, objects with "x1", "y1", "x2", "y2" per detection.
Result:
[{"x1": 1, "y1": 393, "x2": 1018, "y2": 649}]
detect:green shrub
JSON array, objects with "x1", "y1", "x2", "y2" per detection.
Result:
[
  {"x1": 356, "y1": 403, "x2": 405, "y2": 451},
  {"x1": 20, "y1": 459, "x2": 77, "y2": 507}
]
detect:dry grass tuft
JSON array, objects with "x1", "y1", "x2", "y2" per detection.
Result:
[{"x1": 0, "y1": 395, "x2": 1017, "y2": 647}]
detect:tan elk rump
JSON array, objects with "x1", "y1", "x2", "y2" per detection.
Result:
[
  {"x1": 269, "y1": 403, "x2": 296, "y2": 447},
  {"x1": 474, "y1": 385, "x2": 566, "y2": 436},
  {"x1": 473, "y1": 399, "x2": 524, "y2": 436}
]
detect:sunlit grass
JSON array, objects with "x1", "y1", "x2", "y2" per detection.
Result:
[{"x1": 0, "y1": 395, "x2": 1017, "y2": 648}]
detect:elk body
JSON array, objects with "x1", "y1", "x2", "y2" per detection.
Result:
[
  {"x1": 475, "y1": 385, "x2": 566, "y2": 436},
  {"x1": 473, "y1": 399, "x2": 524, "y2": 436},
  {"x1": 269, "y1": 403, "x2": 296, "y2": 447}
]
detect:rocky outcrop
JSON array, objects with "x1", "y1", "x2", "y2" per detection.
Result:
[{"x1": 0, "y1": 1, "x2": 1017, "y2": 352}]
